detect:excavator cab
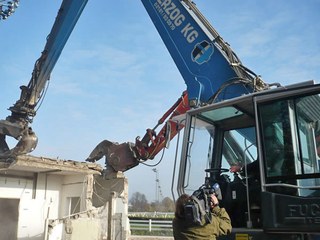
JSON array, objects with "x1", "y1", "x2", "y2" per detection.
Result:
[{"x1": 176, "y1": 81, "x2": 320, "y2": 239}]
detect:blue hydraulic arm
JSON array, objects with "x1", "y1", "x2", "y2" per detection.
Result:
[
  {"x1": 87, "y1": 0, "x2": 271, "y2": 172},
  {"x1": 0, "y1": 0, "x2": 88, "y2": 158},
  {"x1": 141, "y1": 0, "x2": 268, "y2": 106}
]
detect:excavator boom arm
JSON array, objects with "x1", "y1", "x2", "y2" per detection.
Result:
[
  {"x1": 0, "y1": 0, "x2": 88, "y2": 158},
  {"x1": 141, "y1": 0, "x2": 267, "y2": 105},
  {"x1": 135, "y1": 91, "x2": 189, "y2": 160},
  {"x1": 87, "y1": 0, "x2": 269, "y2": 172},
  {"x1": 86, "y1": 91, "x2": 190, "y2": 172}
]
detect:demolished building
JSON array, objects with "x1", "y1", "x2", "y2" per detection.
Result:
[{"x1": 0, "y1": 155, "x2": 130, "y2": 240}]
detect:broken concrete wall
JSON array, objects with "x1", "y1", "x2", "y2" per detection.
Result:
[
  {"x1": 0, "y1": 172, "x2": 96, "y2": 239},
  {"x1": 47, "y1": 172, "x2": 130, "y2": 240},
  {"x1": 59, "y1": 174, "x2": 94, "y2": 217},
  {"x1": 47, "y1": 205, "x2": 108, "y2": 240},
  {"x1": 0, "y1": 155, "x2": 103, "y2": 240},
  {"x1": 92, "y1": 172, "x2": 130, "y2": 240}
]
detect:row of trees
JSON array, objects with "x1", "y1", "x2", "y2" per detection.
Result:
[{"x1": 129, "y1": 192, "x2": 175, "y2": 212}]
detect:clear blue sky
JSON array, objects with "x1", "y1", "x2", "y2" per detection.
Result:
[{"x1": 1, "y1": 0, "x2": 320, "y2": 202}]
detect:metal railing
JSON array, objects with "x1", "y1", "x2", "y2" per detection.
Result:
[{"x1": 130, "y1": 218, "x2": 173, "y2": 232}]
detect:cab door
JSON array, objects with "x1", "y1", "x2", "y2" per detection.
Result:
[{"x1": 256, "y1": 84, "x2": 320, "y2": 232}]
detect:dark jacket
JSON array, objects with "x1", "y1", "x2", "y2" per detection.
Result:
[{"x1": 172, "y1": 206, "x2": 232, "y2": 240}]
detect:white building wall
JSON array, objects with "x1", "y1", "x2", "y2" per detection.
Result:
[
  {"x1": 18, "y1": 174, "x2": 61, "y2": 239},
  {"x1": 0, "y1": 176, "x2": 38, "y2": 239},
  {"x1": 47, "y1": 174, "x2": 131, "y2": 240},
  {"x1": 0, "y1": 173, "x2": 87, "y2": 240},
  {"x1": 0, "y1": 172, "x2": 97, "y2": 240},
  {"x1": 59, "y1": 174, "x2": 89, "y2": 217}
]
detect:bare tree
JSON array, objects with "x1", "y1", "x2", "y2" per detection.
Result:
[
  {"x1": 161, "y1": 197, "x2": 175, "y2": 212},
  {"x1": 129, "y1": 192, "x2": 149, "y2": 212}
]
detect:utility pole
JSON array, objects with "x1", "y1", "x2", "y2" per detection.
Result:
[
  {"x1": 152, "y1": 168, "x2": 164, "y2": 204},
  {"x1": 152, "y1": 168, "x2": 159, "y2": 202}
]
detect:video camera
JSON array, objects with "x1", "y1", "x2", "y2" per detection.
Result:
[{"x1": 184, "y1": 178, "x2": 222, "y2": 226}]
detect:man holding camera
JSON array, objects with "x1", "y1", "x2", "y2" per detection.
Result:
[{"x1": 172, "y1": 192, "x2": 232, "y2": 239}]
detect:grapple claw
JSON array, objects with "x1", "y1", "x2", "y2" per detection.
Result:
[
  {"x1": 0, "y1": 127, "x2": 38, "y2": 159},
  {"x1": 0, "y1": 134, "x2": 10, "y2": 154},
  {"x1": 86, "y1": 140, "x2": 139, "y2": 172}
]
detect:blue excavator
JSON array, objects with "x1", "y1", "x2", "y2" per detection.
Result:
[
  {"x1": 86, "y1": 0, "x2": 271, "y2": 171},
  {"x1": 1, "y1": 0, "x2": 320, "y2": 239},
  {"x1": 87, "y1": 1, "x2": 320, "y2": 239}
]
